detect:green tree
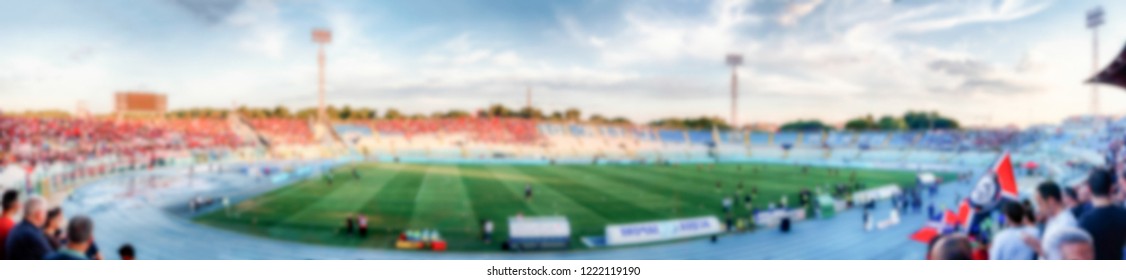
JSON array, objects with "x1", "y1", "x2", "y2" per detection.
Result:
[
  {"x1": 903, "y1": 111, "x2": 959, "y2": 130},
  {"x1": 844, "y1": 115, "x2": 877, "y2": 130},
  {"x1": 589, "y1": 114, "x2": 609, "y2": 123},
  {"x1": 295, "y1": 108, "x2": 317, "y2": 119},
  {"x1": 649, "y1": 116, "x2": 730, "y2": 130},
  {"x1": 779, "y1": 119, "x2": 830, "y2": 132},
  {"x1": 339, "y1": 105, "x2": 353, "y2": 120},
  {"x1": 610, "y1": 116, "x2": 632, "y2": 125},
  {"x1": 384, "y1": 108, "x2": 404, "y2": 119},
  {"x1": 353, "y1": 107, "x2": 376, "y2": 120},
  {"x1": 272, "y1": 106, "x2": 290, "y2": 118},
  {"x1": 877, "y1": 115, "x2": 907, "y2": 130},
  {"x1": 518, "y1": 107, "x2": 544, "y2": 119},
  {"x1": 445, "y1": 109, "x2": 470, "y2": 118},
  {"x1": 564, "y1": 108, "x2": 582, "y2": 121},
  {"x1": 487, "y1": 104, "x2": 513, "y2": 117},
  {"x1": 548, "y1": 111, "x2": 564, "y2": 120}
]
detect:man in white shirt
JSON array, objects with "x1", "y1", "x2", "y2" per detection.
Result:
[
  {"x1": 990, "y1": 202, "x2": 1038, "y2": 260},
  {"x1": 1024, "y1": 181, "x2": 1078, "y2": 260}
]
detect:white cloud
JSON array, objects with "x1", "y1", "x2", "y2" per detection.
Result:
[
  {"x1": 777, "y1": 0, "x2": 823, "y2": 26},
  {"x1": 227, "y1": 0, "x2": 288, "y2": 58},
  {"x1": 578, "y1": 0, "x2": 756, "y2": 66},
  {"x1": 545, "y1": 0, "x2": 1065, "y2": 125},
  {"x1": 898, "y1": 0, "x2": 1052, "y2": 34},
  {"x1": 492, "y1": 51, "x2": 521, "y2": 66}
]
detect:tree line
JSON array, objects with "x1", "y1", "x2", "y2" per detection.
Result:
[
  {"x1": 777, "y1": 111, "x2": 961, "y2": 132},
  {"x1": 841, "y1": 111, "x2": 959, "y2": 131},
  {"x1": 648, "y1": 116, "x2": 731, "y2": 130}
]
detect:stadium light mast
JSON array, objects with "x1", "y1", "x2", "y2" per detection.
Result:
[
  {"x1": 1087, "y1": 6, "x2": 1104, "y2": 116},
  {"x1": 313, "y1": 28, "x2": 332, "y2": 123},
  {"x1": 726, "y1": 53, "x2": 743, "y2": 128}
]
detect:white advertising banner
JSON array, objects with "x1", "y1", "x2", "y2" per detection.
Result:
[
  {"x1": 508, "y1": 216, "x2": 571, "y2": 240},
  {"x1": 852, "y1": 184, "x2": 901, "y2": 204},
  {"x1": 605, "y1": 216, "x2": 722, "y2": 246}
]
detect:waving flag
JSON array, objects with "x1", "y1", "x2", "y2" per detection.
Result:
[
  {"x1": 910, "y1": 226, "x2": 940, "y2": 244},
  {"x1": 969, "y1": 152, "x2": 1018, "y2": 211},
  {"x1": 993, "y1": 153, "x2": 1019, "y2": 198},
  {"x1": 943, "y1": 208, "x2": 959, "y2": 226},
  {"x1": 956, "y1": 199, "x2": 974, "y2": 229},
  {"x1": 912, "y1": 199, "x2": 976, "y2": 243}
]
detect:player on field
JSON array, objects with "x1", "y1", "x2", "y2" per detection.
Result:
[{"x1": 524, "y1": 184, "x2": 533, "y2": 201}]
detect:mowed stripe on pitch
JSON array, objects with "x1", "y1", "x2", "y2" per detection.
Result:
[
  {"x1": 355, "y1": 164, "x2": 429, "y2": 247},
  {"x1": 459, "y1": 165, "x2": 534, "y2": 237},
  {"x1": 406, "y1": 165, "x2": 478, "y2": 237},
  {"x1": 645, "y1": 164, "x2": 814, "y2": 208},
  {"x1": 704, "y1": 164, "x2": 917, "y2": 194},
  {"x1": 515, "y1": 165, "x2": 665, "y2": 224},
  {"x1": 571, "y1": 165, "x2": 721, "y2": 217},
  {"x1": 200, "y1": 169, "x2": 349, "y2": 236},
  {"x1": 485, "y1": 164, "x2": 612, "y2": 239},
  {"x1": 264, "y1": 164, "x2": 403, "y2": 245}
]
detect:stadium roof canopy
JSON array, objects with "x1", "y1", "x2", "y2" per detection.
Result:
[{"x1": 1089, "y1": 43, "x2": 1126, "y2": 89}]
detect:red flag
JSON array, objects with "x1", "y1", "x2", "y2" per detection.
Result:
[
  {"x1": 943, "y1": 209, "x2": 959, "y2": 226},
  {"x1": 994, "y1": 152, "x2": 1019, "y2": 198},
  {"x1": 956, "y1": 199, "x2": 974, "y2": 229},
  {"x1": 910, "y1": 227, "x2": 939, "y2": 244}
]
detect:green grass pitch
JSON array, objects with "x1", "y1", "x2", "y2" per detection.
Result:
[{"x1": 194, "y1": 163, "x2": 936, "y2": 251}]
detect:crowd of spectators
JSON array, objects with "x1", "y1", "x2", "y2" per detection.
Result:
[
  {"x1": 367, "y1": 117, "x2": 541, "y2": 144},
  {"x1": 928, "y1": 167, "x2": 1126, "y2": 260},
  {"x1": 163, "y1": 119, "x2": 244, "y2": 149},
  {"x1": 0, "y1": 116, "x2": 250, "y2": 169},
  {"x1": 0, "y1": 189, "x2": 135, "y2": 260},
  {"x1": 247, "y1": 118, "x2": 313, "y2": 145}
]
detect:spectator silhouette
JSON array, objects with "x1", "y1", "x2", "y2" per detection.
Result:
[
  {"x1": 1077, "y1": 169, "x2": 1126, "y2": 260},
  {"x1": 44, "y1": 215, "x2": 94, "y2": 260},
  {"x1": 5, "y1": 196, "x2": 53, "y2": 260},
  {"x1": 118, "y1": 244, "x2": 136, "y2": 260},
  {"x1": 0, "y1": 189, "x2": 21, "y2": 259}
]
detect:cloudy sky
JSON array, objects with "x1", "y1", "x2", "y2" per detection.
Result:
[{"x1": 1, "y1": 0, "x2": 1125, "y2": 127}]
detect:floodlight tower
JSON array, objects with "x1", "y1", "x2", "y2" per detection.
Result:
[
  {"x1": 312, "y1": 28, "x2": 332, "y2": 123},
  {"x1": 726, "y1": 53, "x2": 744, "y2": 128},
  {"x1": 1087, "y1": 6, "x2": 1104, "y2": 116}
]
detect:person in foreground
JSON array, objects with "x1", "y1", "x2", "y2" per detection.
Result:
[
  {"x1": 990, "y1": 202, "x2": 1038, "y2": 260},
  {"x1": 45, "y1": 215, "x2": 94, "y2": 260},
  {"x1": 1023, "y1": 181, "x2": 1077, "y2": 260},
  {"x1": 5, "y1": 196, "x2": 53, "y2": 260},
  {"x1": 1077, "y1": 168, "x2": 1126, "y2": 260},
  {"x1": 1055, "y1": 227, "x2": 1095, "y2": 260},
  {"x1": 118, "y1": 244, "x2": 135, "y2": 260},
  {"x1": 0, "y1": 189, "x2": 21, "y2": 259},
  {"x1": 930, "y1": 234, "x2": 973, "y2": 260}
]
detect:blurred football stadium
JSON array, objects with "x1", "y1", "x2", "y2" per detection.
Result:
[{"x1": 4, "y1": 0, "x2": 1126, "y2": 261}]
